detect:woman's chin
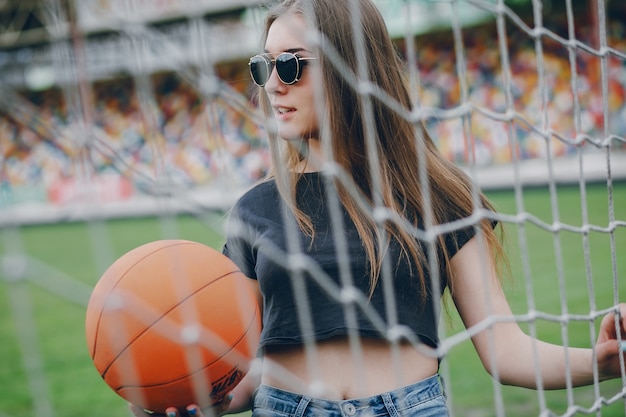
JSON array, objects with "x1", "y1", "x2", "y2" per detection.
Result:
[{"x1": 279, "y1": 132, "x2": 306, "y2": 142}]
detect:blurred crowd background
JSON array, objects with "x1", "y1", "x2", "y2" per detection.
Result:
[{"x1": 0, "y1": 1, "x2": 624, "y2": 209}]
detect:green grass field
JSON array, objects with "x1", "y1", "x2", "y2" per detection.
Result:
[{"x1": 0, "y1": 182, "x2": 624, "y2": 417}]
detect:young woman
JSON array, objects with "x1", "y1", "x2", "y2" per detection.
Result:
[{"x1": 131, "y1": 0, "x2": 625, "y2": 416}]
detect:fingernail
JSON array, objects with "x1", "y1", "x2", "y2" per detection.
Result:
[
  {"x1": 620, "y1": 341, "x2": 626, "y2": 352},
  {"x1": 186, "y1": 406, "x2": 198, "y2": 416},
  {"x1": 227, "y1": 393, "x2": 234, "y2": 401},
  {"x1": 165, "y1": 407, "x2": 178, "y2": 417}
]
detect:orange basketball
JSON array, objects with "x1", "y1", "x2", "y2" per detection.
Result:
[{"x1": 85, "y1": 240, "x2": 261, "y2": 414}]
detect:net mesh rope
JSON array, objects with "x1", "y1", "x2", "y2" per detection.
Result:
[{"x1": 0, "y1": 1, "x2": 624, "y2": 416}]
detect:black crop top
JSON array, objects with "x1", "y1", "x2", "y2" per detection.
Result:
[{"x1": 222, "y1": 172, "x2": 478, "y2": 352}]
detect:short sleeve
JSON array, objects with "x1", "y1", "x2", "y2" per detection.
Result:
[
  {"x1": 222, "y1": 208, "x2": 258, "y2": 280},
  {"x1": 444, "y1": 218, "x2": 498, "y2": 258}
]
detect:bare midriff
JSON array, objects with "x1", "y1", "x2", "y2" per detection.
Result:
[{"x1": 261, "y1": 337, "x2": 439, "y2": 400}]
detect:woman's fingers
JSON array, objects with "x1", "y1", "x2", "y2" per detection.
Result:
[
  {"x1": 128, "y1": 404, "x2": 153, "y2": 417},
  {"x1": 186, "y1": 405, "x2": 204, "y2": 416},
  {"x1": 128, "y1": 403, "x2": 209, "y2": 417},
  {"x1": 165, "y1": 406, "x2": 180, "y2": 417}
]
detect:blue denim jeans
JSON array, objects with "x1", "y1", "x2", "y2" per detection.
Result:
[{"x1": 252, "y1": 374, "x2": 449, "y2": 417}]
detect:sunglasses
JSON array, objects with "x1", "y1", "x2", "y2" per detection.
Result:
[{"x1": 248, "y1": 52, "x2": 317, "y2": 87}]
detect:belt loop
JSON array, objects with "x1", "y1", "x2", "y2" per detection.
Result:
[
  {"x1": 293, "y1": 395, "x2": 312, "y2": 417},
  {"x1": 382, "y1": 393, "x2": 400, "y2": 417},
  {"x1": 438, "y1": 374, "x2": 447, "y2": 400}
]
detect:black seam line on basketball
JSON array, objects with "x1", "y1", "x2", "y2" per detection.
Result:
[
  {"x1": 112, "y1": 290, "x2": 258, "y2": 390},
  {"x1": 100, "y1": 269, "x2": 246, "y2": 379},
  {"x1": 92, "y1": 241, "x2": 193, "y2": 360}
]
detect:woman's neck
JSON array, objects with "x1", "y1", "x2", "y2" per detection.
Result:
[{"x1": 294, "y1": 137, "x2": 324, "y2": 173}]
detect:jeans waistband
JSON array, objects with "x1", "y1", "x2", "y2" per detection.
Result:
[{"x1": 254, "y1": 374, "x2": 444, "y2": 416}]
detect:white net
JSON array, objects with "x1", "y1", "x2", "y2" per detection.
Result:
[{"x1": 0, "y1": 1, "x2": 625, "y2": 417}]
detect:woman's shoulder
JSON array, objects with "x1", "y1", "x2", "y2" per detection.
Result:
[
  {"x1": 231, "y1": 177, "x2": 280, "y2": 215},
  {"x1": 240, "y1": 177, "x2": 278, "y2": 199}
]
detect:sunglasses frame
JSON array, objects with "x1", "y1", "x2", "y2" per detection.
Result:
[{"x1": 248, "y1": 52, "x2": 317, "y2": 87}]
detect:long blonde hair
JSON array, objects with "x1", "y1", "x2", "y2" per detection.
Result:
[{"x1": 256, "y1": 0, "x2": 505, "y2": 298}]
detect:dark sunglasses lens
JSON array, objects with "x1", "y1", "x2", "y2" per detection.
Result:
[
  {"x1": 249, "y1": 56, "x2": 270, "y2": 85},
  {"x1": 276, "y1": 54, "x2": 299, "y2": 84}
]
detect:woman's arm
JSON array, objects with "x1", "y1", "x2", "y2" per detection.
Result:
[{"x1": 450, "y1": 235, "x2": 625, "y2": 389}]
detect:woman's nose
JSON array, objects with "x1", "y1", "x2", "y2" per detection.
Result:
[{"x1": 263, "y1": 66, "x2": 286, "y2": 94}]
